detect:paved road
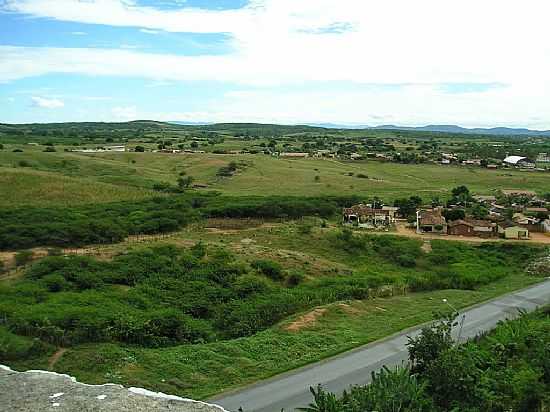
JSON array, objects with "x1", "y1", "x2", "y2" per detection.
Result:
[{"x1": 210, "y1": 280, "x2": 550, "y2": 412}]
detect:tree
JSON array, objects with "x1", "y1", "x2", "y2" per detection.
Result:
[
  {"x1": 407, "y1": 311, "x2": 457, "y2": 374},
  {"x1": 535, "y1": 211, "x2": 549, "y2": 221},
  {"x1": 134, "y1": 145, "x2": 145, "y2": 152},
  {"x1": 177, "y1": 176, "x2": 194, "y2": 190},
  {"x1": 431, "y1": 196, "x2": 442, "y2": 208},
  {"x1": 190, "y1": 141, "x2": 199, "y2": 148},
  {"x1": 470, "y1": 204, "x2": 488, "y2": 219},
  {"x1": 443, "y1": 208, "x2": 465, "y2": 221},
  {"x1": 451, "y1": 185, "x2": 472, "y2": 206},
  {"x1": 394, "y1": 196, "x2": 422, "y2": 218}
]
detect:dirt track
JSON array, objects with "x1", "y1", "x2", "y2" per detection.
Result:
[{"x1": 393, "y1": 223, "x2": 550, "y2": 244}]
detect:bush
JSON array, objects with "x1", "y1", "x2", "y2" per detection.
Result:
[
  {"x1": 0, "y1": 326, "x2": 52, "y2": 361},
  {"x1": 41, "y1": 274, "x2": 69, "y2": 292},
  {"x1": 297, "y1": 222, "x2": 313, "y2": 235},
  {"x1": 233, "y1": 274, "x2": 271, "y2": 297},
  {"x1": 251, "y1": 259, "x2": 285, "y2": 281},
  {"x1": 286, "y1": 272, "x2": 304, "y2": 287},
  {"x1": 17, "y1": 160, "x2": 31, "y2": 167}
]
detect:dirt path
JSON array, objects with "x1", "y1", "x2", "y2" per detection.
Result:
[
  {"x1": 48, "y1": 348, "x2": 67, "y2": 370},
  {"x1": 392, "y1": 223, "x2": 550, "y2": 244}
]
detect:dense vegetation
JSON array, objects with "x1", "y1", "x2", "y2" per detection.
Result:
[
  {"x1": 0, "y1": 237, "x2": 542, "y2": 363},
  {"x1": 0, "y1": 194, "x2": 360, "y2": 250},
  {"x1": 0, "y1": 197, "x2": 196, "y2": 250},
  {"x1": 300, "y1": 306, "x2": 550, "y2": 412}
]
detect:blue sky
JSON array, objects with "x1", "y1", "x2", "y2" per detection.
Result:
[{"x1": 1, "y1": 0, "x2": 549, "y2": 128}]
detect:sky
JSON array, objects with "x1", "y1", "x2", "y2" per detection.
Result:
[{"x1": 1, "y1": 0, "x2": 550, "y2": 128}]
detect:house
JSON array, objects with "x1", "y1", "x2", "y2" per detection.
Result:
[
  {"x1": 447, "y1": 220, "x2": 474, "y2": 236},
  {"x1": 416, "y1": 209, "x2": 447, "y2": 234},
  {"x1": 503, "y1": 226, "x2": 530, "y2": 240},
  {"x1": 74, "y1": 145, "x2": 126, "y2": 153},
  {"x1": 441, "y1": 159, "x2": 451, "y2": 165},
  {"x1": 105, "y1": 145, "x2": 126, "y2": 152},
  {"x1": 500, "y1": 189, "x2": 537, "y2": 198},
  {"x1": 469, "y1": 219, "x2": 498, "y2": 238},
  {"x1": 447, "y1": 219, "x2": 497, "y2": 238},
  {"x1": 280, "y1": 152, "x2": 309, "y2": 158},
  {"x1": 473, "y1": 195, "x2": 496, "y2": 204},
  {"x1": 350, "y1": 153, "x2": 363, "y2": 160},
  {"x1": 343, "y1": 204, "x2": 398, "y2": 228},
  {"x1": 542, "y1": 220, "x2": 550, "y2": 233},
  {"x1": 502, "y1": 156, "x2": 535, "y2": 168}
]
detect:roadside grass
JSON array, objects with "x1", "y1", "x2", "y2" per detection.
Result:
[{"x1": 8, "y1": 272, "x2": 541, "y2": 400}]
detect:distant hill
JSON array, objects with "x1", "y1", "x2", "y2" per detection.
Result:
[
  {"x1": 2, "y1": 120, "x2": 549, "y2": 137},
  {"x1": 368, "y1": 124, "x2": 550, "y2": 136}
]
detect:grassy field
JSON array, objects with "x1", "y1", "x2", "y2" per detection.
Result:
[
  {"x1": 1, "y1": 146, "x2": 548, "y2": 206},
  {"x1": 0, "y1": 166, "x2": 153, "y2": 207}
]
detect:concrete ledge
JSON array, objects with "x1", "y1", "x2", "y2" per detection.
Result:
[{"x1": 0, "y1": 365, "x2": 227, "y2": 412}]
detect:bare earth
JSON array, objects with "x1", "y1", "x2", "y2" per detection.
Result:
[
  {"x1": 394, "y1": 223, "x2": 550, "y2": 244},
  {"x1": 284, "y1": 308, "x2": 327, "y2": 332}
]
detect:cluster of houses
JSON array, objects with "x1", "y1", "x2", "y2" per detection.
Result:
[
  {"x1": 439, "y1": 154, "x2": 538, "y2": 170},
  {"x1": 344, "y1": 189, "x2": 550, "y2": 240},
  {"x1": 415, "y1": 208, "x2": 534, "y2": 240},
  {"x1": 72, "y1": 145, "x2": 126, "y2": 153}
]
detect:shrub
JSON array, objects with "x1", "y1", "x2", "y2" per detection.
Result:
[
  {"x1": 286, "y1": 272, "x2": 304, "y2": 287},
  {"x1": 297, "y1": 222, "x2": 313, "y2": 235},
  {"x1": 0, "y1": 326, "x2": 52, "y2": 361},
  {"x1": 17, "y1": 160, "x2": 31, "y2": 167},
  {"x1": 41, "y1": 274, "x2": 69, "y2": 292},
  {"x1": 233, "y1": 274, "x2": 271, "y2": 297},
  {"x1": 251, "y1": 259, "x2": 285, "y2": 281}
]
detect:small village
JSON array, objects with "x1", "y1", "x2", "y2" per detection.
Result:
[{"x1": 343, "y1": 188, "x2": 550, "y2": 241}]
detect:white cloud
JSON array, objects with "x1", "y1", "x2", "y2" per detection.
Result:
[
  {"x1": 112, "y1": 105, "x2": 137, "y2": 120},
  {"x1": 31, "y1": 96, "x2": 64, "y2": 109},
  {"x1": 139, "y1": 28, "x2": 159, "y2": 35},
  {"x1": 70, "y1": 31, "x2": 87, "y2": 35},
  {"x1": 2, "y1": 0, "x2": 550, "y2": 126}
]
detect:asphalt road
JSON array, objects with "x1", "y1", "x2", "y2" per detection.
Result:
[{"x1": 210, "y1": 280, "x2": 550, "y2": 412}]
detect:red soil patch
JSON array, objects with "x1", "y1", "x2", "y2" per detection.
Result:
[{"x1": 284, "y1": 308, "x2": 328, "y2": 332}]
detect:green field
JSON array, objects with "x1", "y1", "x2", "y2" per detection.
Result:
[
  {"x1": 1, "y1": 121, "x2": 549, "y2": 403},
  {"x1": 1, "y1": 147, "x2": 548, "y2": 207}
]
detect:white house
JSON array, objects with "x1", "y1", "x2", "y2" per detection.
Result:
[{"x1": 503, "y1": 156, "x2": 535, "y2": 168}]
